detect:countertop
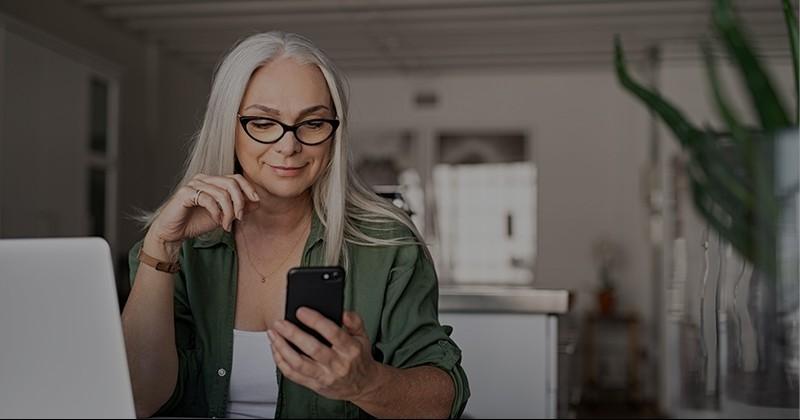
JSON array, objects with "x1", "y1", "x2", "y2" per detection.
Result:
[{"x1": 438, "y1": 284, "x2": 572, "y2": 314}]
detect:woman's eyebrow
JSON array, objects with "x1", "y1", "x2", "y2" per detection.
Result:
[
  {"x1": 242, "y1": 104, "x2": 331, "y2": 118},
  {"x1": 297, "y1": 105, "x2": 331, "y2": 118},
  {"x1": 242, "y1": 104, "x2": 281, "y2": 115}
]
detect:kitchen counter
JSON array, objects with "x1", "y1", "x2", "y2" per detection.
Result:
[
  {"x1": 437, "y1": 285, "x2": 571, "y2": 418},
  {"x1": 439, "y1": 284, "x2": 572, "y2": 314}
]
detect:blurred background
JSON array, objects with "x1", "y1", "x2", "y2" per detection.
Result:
[{"x1": 0, "y1": 0, "x2": 797, "y2": 418}]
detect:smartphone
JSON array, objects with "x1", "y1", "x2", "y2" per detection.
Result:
[{"x1": 284, "y1": 266, "x2": 345, "y2": 351}]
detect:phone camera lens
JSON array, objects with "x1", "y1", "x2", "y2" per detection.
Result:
[
  {"x1": 333, "y1": 272, "x2": 339, "y2": 278},
  {"x1": 322, "y1": 273, "x2": 330, "y2": 280}
]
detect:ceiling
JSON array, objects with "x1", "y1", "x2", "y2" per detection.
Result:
[{"x1": 76, "y1": 0, "x2": 797, "y2": 74}]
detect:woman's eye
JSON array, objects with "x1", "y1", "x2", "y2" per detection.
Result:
[
  {"x1": 250, "y1": 121, "x2": 276, "y2": 130},
  {"x1": 303, "y1": 121, "x2": 324, "y2": 129}
]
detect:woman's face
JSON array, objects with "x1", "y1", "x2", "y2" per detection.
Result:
[{"x1": 235, "y1": 56, "x2": 335, "y2": 199}]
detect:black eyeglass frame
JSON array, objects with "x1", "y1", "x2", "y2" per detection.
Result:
[{"x1": 237, "y1": 114, "x2": 340, "y2": 146}]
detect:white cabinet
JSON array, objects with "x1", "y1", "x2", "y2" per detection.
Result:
[
  {"x1": 439, "y1": 312, "x2": 558, "y2": 419},
  {"x1": 434, "y1": 163, "x2": 536, "y2": 285}
]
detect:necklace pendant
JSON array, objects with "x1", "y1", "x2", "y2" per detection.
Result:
[{"x1": 261, "y1": 276, "x2": 267, "y2": 283}]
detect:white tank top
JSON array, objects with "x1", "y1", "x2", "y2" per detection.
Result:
[{"x1": 225, "y1": 329, "x2": 279, "y2": 419}]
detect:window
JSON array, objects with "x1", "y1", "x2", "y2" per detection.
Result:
[
  {"x1": 434, "y1": 132, "x2": 536, "y2": 285},
  {"x1": 86, "y1": 75, "x2": 117, "y2": 252}
]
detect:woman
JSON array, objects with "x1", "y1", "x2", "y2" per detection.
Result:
[{"x1": 122, "y1": 32, "x2": 469, "y2": 419}]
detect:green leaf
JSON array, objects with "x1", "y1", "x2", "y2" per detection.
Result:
[
  {"x1": 614, "y1": 2, "x2": 787, "y2": 279},
  {"x1": 713, "y1": 0, "x2": 791, "y2": 130},
  {"x1": 689, "y1": 130, "x2": 753, "y2": 213},
  {"x1": 701, "y1": 41, "x2": 750, "y2": 149},
  {"x1": 614, "y1": 35, "x2": 698, "y2": 147},
  {"x1": 686, "y1": 166, "x2": 751, "y2": 242},
  {"x1": 782, "y1": 0, "x2": 799, "y2": 123},
  {"x1": 690, "y1": 176, "x2": 755, "y2": 264}
]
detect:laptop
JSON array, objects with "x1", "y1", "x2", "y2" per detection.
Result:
[{"x1": 0, "y1": 238, "x2": 136, "y2": 418}]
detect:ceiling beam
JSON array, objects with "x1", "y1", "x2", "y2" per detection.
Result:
[{"x1": 121, "y1": 3, "x2": 785, "y2": 31}]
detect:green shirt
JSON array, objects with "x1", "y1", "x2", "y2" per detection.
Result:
[{"x1": 128, "y1": 214, "x2": 470, "y2": 418}]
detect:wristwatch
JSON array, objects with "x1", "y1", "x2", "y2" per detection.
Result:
[{"x1": 138, "y1": 247, "x2": 181, "y2": 273}]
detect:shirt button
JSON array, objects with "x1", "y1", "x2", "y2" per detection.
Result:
[{"x1": 217, "y1": 368, "x2": 226, "y2": 377}]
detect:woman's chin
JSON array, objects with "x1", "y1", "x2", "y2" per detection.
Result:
[{"x1": 260, "y1": 180, "x2": 312, "y2": 199}]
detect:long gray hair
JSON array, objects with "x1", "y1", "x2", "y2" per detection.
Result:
[{"x1": 142, "y1": 31, "x2": 423, "y2": 267}]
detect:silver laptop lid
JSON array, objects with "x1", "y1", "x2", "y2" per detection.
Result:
[{"x1": 0, "y1": 238, "x2": 135, "y2": 418}]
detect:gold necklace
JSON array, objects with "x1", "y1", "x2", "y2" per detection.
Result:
[{"x1": 239, "y1": 216, "x2": 310, "y2": 283}]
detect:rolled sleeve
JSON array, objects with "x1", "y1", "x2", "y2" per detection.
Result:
[
  {"x1": 375, "y1": 244, "x2": 470, "y2": 418},
  {"x1": 128, "y1": 241, "x2": 203, "y2": 416}
]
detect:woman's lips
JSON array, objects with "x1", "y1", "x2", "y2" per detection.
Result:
[{"x1": 268, "y1": 163, "x2": 308, "y2": 176}]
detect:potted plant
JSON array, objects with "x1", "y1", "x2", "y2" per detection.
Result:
[
  {"x1": 615, "y1": 0, "x2": 798, "y2": 415},
  {"x1": 591, "y1": 238, "x2": 626, "y2": 317}
]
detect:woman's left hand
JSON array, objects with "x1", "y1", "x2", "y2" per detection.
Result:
[{"x1": 268, "y1": 309, "x2": 384, "y2": 402}]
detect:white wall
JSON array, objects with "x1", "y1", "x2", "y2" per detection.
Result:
[
  {"x1": 1, "y1": 29, "x2": 92, "y2": 238},
  {"x1": 0, "y1": 1, "x2": 210, "y2": 280},
  {"x1": 347, "y1": 69, "x2": 652, "y2": 318}
]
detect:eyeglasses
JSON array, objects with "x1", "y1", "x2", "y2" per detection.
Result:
[{"x1": 237, "y1": 115, "x2": 340, "y2": 146}]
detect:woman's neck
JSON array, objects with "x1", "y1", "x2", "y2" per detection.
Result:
[{"x1": 240, "y1": 188, "x2": 312, "y2": 238}]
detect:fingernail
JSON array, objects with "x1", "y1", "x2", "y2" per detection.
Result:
[
  {"x1": 251, "y1": 192, "x2": 260, "y2": 201},
  {"x1": 237, "y1": 210, "x2": 243, "y2": 220},
  {"x1": 267, "y1": 330, "x2": 275, "y2": 341}
]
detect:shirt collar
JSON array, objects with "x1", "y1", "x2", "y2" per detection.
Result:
[{"x1": 192, "y1": 210, "x2": 325, "y2": 249}]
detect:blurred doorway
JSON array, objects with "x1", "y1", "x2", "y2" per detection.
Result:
[{"x1": 0, "y1": 17, "x2": 119, "y2": 259}]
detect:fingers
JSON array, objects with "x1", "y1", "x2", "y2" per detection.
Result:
[
  {"x1": 229, "y1": 175, "x2": 261, "y2": 215},
  {"x1": 340, "y1": 311, "x2": 370, "y2": 360},
  {"x1": 187, "y1": 174, "x2": 262, "y2": 230},
  {"x1": 268, "y1": 328, "x2": 322, "y2": 380},
  {"x1": 271, "y1": 343, "x2": 320, "y2": 391},
  {"x1": 179, "y1": 185, "x2": 222, "y2": 225},
  {"x1": 269, "y1": 315, "x2": 375, "y2": 402},
  {"x1": 227, "y1": 174, "x2": 261, "y2": 203},
  {"x1": 272, "y1": 319, "x2": 335, "y2": 365},
  {"x1": 186, "y1": 179, "x2": 236, "y2": 231},
  {"x1": 342, "y1": 311, "x2": 367, "y2": 338},
  {"x1": 296, "y1": 307, "x2": 351, "y2": 348},
  {"x1": 200, "y1": 177, "x2": 248, "y2": 222},
  {"x1": 189, "y1": 180, "x2": 235, "y2": 230},
  {"x1": 296, "y1": 308, "x2": 365, "y2": 362}
]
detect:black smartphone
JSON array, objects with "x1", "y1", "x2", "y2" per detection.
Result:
[{"x1": 284, "y1": 266, "x2": 345, "y2": 351}]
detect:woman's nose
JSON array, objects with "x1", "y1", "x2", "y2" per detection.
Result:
[{"x1": 273, "y1": 131, "x2": 302, "y2": 156}]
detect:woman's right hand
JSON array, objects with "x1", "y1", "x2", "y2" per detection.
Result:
[{"x1": 147, "y1": 174, "x2": 261, "y2": 249}]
